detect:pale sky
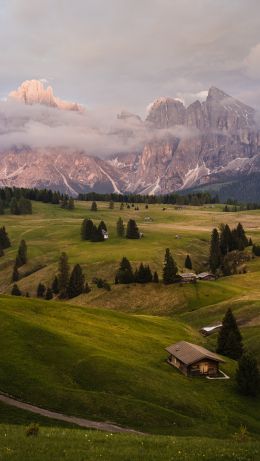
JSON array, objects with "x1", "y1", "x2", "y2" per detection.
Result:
[{"x1": 1, "y1": 0, "x2": 260, "y2": 115}]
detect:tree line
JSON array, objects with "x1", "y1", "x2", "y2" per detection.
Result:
[
  {"x1": 0, "y1": 186, "x2": 74, "y2": 211},
  {"x1": 78, "y1": 191, "x2": 219, "y2": 205}
]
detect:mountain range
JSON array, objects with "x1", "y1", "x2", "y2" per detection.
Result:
[{"x1": 0, "y1": 80, "x2": 259, "y2": 197}]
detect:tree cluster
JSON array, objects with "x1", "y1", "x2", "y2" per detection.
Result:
[
  {"x1": 115, "y1": 257, "x2": 158, "y2": 284},
  {"x1": 209, "y1": 223, "x2": 251, "y2": 274},
  {"x1": 81, "y1": 219, "x2": 107, "y2": 242},
  {"x1": 9, "y1": 197, "x2": 32, "y2": 215}
]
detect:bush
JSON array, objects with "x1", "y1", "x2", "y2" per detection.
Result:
[{"x1": 26, "y1": 423, "x2": 39, "y2": 437}]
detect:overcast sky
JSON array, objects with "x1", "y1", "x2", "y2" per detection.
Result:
[{"x1": 1, "y1": 0, "x2": 260, "y2": 115}]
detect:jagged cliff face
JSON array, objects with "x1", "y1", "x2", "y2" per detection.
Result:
[{"x1": 1, "y1": 83, "x2": 260, "y2": 195}]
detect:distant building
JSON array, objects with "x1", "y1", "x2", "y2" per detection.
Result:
[
  {"x1": 166, "y1": 341, "x2": 225, "y2": 377},
  {"x1": 180, "y1": 273, "x2": 197, "y2": 283},
  {"x1": 196, "y1": 272, "x2": 216, "y2": 281},
  {"x1": 200, "y1": 323, "x2": 222, "y2": 336},
  {"x1": 102, "y1": 230, "x2": 109, "y2": 240}
]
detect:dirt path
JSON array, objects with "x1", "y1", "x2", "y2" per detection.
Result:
[{"x1": 0, "y1": 392, "x2": 142, "y2": 434}]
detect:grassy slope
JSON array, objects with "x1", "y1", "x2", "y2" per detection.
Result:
[{"x1": 0, "y1": 295, "x2": 259, "y2": 438}]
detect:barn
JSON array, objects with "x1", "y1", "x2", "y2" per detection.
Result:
[{"x1": 166, "y1": 341, "x2": 225, "y2": 377}]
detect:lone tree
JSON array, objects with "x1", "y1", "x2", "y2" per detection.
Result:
[
  {"x1": 163, "y1": 248, "x2": 178, "y2": 284},
  {"x1": 16, "y1": 240, "x2": 27, "y2": 267},
  {"x1": 116, "y1": 217, "x2": 125, "y2": 237},
  {"x1": 45, "y1": 288, "x2": 53, "y2": 300},
  {"x1": 109, "y1": 201, "x2": 114, "y2": 209},
  {"x1": 37, "y1": 282, "x2": 46, "y2": 298},
  {"x1": 67, "y1": 264, "x2": 85, "y2": 299},
  {"x1": 126, "y1": 219, "x2": 140, "y2": 239},
  {"x1": 58, "y1": 252, "x2": 70, "y2": 298},
  {"x1": 116, "y1": 257, "x2": 134, "y2": 284},
  {"x1": 236, "y1": 352, "x2": 259, "y2": 397},
  {"x1": 11, "y1": 284, "x2": 21, "y2": 296},
  {"x1": 90, "y1": 201, "x2": 97, "y2": 212},
  {"x1": 185, "y1": 254, "x2": 192, "y2": 270},
  {"x1": 98, "y1": 221, "x2": 107, "y2": 233},
  {"x1": 217, "y1": 308, "x2": 243, "y2": 359},
  {"x1": 209, "y1": 228, "x2": 222, "y2": 273}
]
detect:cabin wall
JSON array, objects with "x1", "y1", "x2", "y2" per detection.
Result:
[{"x1": 188, "y1": 359, "x2": 219, "y2": 377}]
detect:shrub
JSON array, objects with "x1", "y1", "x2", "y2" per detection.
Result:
[{"x1": 26, "y1": 423, "x2": 39, "y2": 437}]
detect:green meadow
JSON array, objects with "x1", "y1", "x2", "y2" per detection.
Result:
[{"x1": 0, "y1": 200, "x2": 259, "y2": 459}]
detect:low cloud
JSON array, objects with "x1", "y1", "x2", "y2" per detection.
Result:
[{"x1": 0, "y1": 100, "x2": 198, "y2": 157}]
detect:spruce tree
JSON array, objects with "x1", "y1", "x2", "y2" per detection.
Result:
[
  {"x1": 116, "y1": 257, "x2": 134, "y2": 284},
  {"x1": 120, "y1": 203, "x2": 124, "y2": 210},
  {"x1": 10, "y1": 197, "x2": 19, "y2": 215},
  {"x1": 116, "y1": 217, "x2": 125, "y2": 237},
  {"x1": 0, "y1": 244, "x2": 4, "y2": 258},
  {"x1": 90, "y1": 201, "x2": 97, "y2": 211},
  {"x1": 68, "y1": 198, "x2": 75, "y2": 210},
  {"x1": 51, "y1": 276, "x2": 59, "y2": 294},
  {"x1": 220, "y1": 224, "x2": 233, "y2": 255},
  {"x1": 109, "y1": 201, "x2": 114, "y2": 209},
  {"x1": 37, "y1": 283, "x2": 46, "y2": 298},
  {"x1": 0, "y1": 199, "x2": 4, "y2": 215},
  {"x1": 209, "y1": 228, "x2": 221, "y2": 273},
  {"x1": 45, "y1": 288, "x2": 53, "y2": 300},
  {"x1": 91, "y1": 224, "x2": 104, "y2": 242},
  {"x1": 81, "y1": 219, "x2": 94, "y2": 240},
  {"x1": 12, "y1": 264, "x2": 19, "y2": 282},
  {"x1": 163, "y1": 248, "x2": 178, "y2": 284},
  {"x1": 18, "y1": 197, "x2": 32, "y2": 214},
  {"x1": 98, "y1": 221, "x2": 107, "y2": 232},
  {"x1": 236, "y1": 223, "x2": 248, "y2": 249},
  {"x1": 153, "y1": 271, "x2": 159, "y2": 283},
  {"x1": 126, "y1": 219, "x2": 140, "y2": 239},
  {"x1": 11, "y1": 284, "x2": 21, "y2": 296},
  {"x1": 217, "y1": 308, "x2": 243, "y2": 359},
  {"x1": 0, "y1": 226, "x2": 11, "y2": 249},
  {"x1": 58, "y1": 252, "x2": 70, "y2": 298},
  {"x1": 84, "y1": 282, "x2": 91, "y2": 294},
  {"x1": 236, "y1": 352, "x2": 259, "y2": 397},
  {"x1": 185, "y1": 254, "x2": 192, "y2": 270},
  {"x1": 16, "y1": 240, "x2": 27, "y2": 267},
  {"x1": 67, "y1": 264, "x2": 85, "y2": 298}
]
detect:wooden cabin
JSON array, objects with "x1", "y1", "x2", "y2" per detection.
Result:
[
  {"x1": 180, "y1": 273, "x2": 197, "y2": 283},
  {"x1": 196, "y1": 272, "x2": 216, "y2": 281},
  {"x1": 166, "y1": 341, "x2": 225, "y2": 377}
]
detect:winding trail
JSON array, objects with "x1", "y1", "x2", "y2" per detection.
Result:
[{"x1": 0, "y1": 392, "x2": 142, "y2": 434}]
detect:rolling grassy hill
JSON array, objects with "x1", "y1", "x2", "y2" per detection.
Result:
[{"x1": 0, "y1": 200, "x2": 260, "y2": 459}]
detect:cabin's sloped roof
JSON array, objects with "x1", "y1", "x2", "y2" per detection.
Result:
[{"x1": 166, "y1": 341, "x2": 225, "y2": 365}]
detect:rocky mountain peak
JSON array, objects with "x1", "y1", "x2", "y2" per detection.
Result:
[
  {"x1": 146, "y1": 97, "x2": 186, "y2": 128},
  {"x1": 9, "y1": 79, "x2": 83, "y2": 112}
]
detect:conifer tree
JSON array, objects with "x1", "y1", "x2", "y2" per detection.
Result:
[
  {"x1": 51, "y1": 276, "x2": 59, "y2": 295},
  {"x1": 109, "y1": 201, "x2": 114, "y2": 209},
  {"x1": 11, "y1": 284, "x2": 21, "y2": 296},
  {"x1": 58, "y1": 252, "x2": 70, "y2": 298},
  {"x1": 236, "y1": 222, "x2": 248, "y2": 250},
  {"x1": 153, "y1": 271, "x2": 159, "y2": 283},
  {"x1": 0, "y1": 244, "x2": 4, "y2": 258},
  {"x1": 81, "y1": 219, "x2": 94, "y2": 240},
  {"x1": 98, "y1": 221, "x2": 107, "y2": 232},
  {"x1": 0, "y1": 226, "x2": 11, "y2": 249},
  {"x1": 220, "y1": 224, "x2": 233, "y2": 255},
  {"x1": 18, "y1": 197, "x2": 32, "y2": 214},
  {"x1": 37, "y1": 282, "x2": 46, "y2": 298},
  {"x1": 217, "y1": 308, "x2": 243, "y2": 359},
  {"x1": 120, "y1": 203, "x2": 124, "y2": 210},
  {"x1": 163, "y1": 248, "x2": 178, "y2": 284},
  {"x1": 116, "y1": 257, "x2": 134, "y2": 284},
  {"x1": 0, "y1": 199, "x2": 4, "y2": 215},
  {"x1": 68, "y1": 198, "x2": 75, "y2": 210},
  {"x1": 67, "y1": 264, "x2": 85, "y2": 298},
  {"x1": 16, "y1": 240, "x2": 27, "y2": 267},
  {"x1": 116, "y1": 217, "x2": 125, "y2": 237},
  {"x1": 12, "y1": 264, "x2": 19, "y2": 282},
  {"x1": 91, "y1": 224, "x2": 104, "y2": 242},
  {"x1": 90, "y1": 201, "x2": 97, "y2": 211},
  {"x1": 209, "y1": 228, "x2": 222, "y2": 273},
  {"x1": 126, "y1": 219, "x2": 140, "y2": 239},
  {"x1": 185, "y1": 254, "x2": 192, "y2": 270},
  {"x1": 236, "y1": 352, "x2": 259, "y2": 397},
  {"x1": 10, "y1": 197, "x2": 19, "y2": 215},
  {"x1": 45, "y1": 288, "x2": 53, "y2": 300}
]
